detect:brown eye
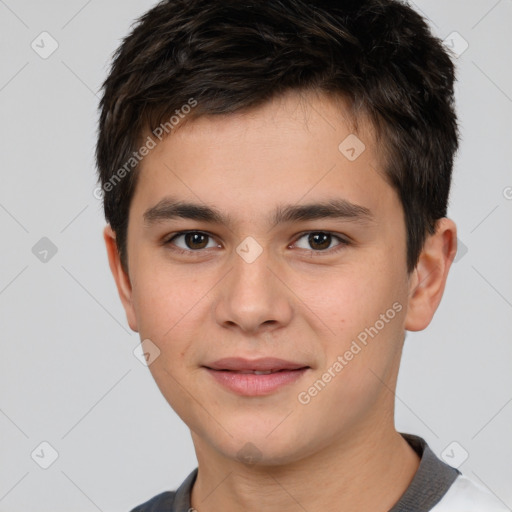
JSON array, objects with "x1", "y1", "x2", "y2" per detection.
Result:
[
  {"x1": 167, "y1": 231, "x2": 219, "y2": 251},
  {"x1": 308, "y1": 232, "x2": 332, "y2": 250},
  {"x1": 184, "y1": 232, "x2": 209, "y2": 250},
  {"x1": 293, "y1": 231, "x2": 349, "y2": 253}
]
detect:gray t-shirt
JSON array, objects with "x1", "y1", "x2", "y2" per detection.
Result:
[{"x1": 130, "y1": 433, "x2": 460, "y2": 512}]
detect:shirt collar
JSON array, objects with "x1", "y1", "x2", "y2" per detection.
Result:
[
  {"x1": 146, "y1": 433, "x2": 460, "y2": 512},
  {"x1": 389, "y1": 433, "x2": 460, "y2": 511}
]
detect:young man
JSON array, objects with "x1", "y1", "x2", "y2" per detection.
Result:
[{"x1": 95, "y1": 0, "x2": 507, "y2": 510}]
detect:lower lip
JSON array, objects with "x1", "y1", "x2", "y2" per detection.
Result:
[{"x1": 204, "y1": 368, "x2": 309, "y2": 396}]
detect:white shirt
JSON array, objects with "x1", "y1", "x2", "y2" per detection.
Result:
[
  {"x1": 432, "y1": 474, "x2": 510, "y2": 511},
  {"x1": 130, "y1": 433, "x2": 510, "y2": 511}
]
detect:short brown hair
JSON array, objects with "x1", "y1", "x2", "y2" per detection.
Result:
[{"x1": 95, "y1": 0, "x2": 459, "y2": 273}]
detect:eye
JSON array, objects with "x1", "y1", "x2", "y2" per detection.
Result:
[
  {"x1": 163, "y1": 230, "x2": 349, "y2": 256},
  {"x1": 166, "y1": 231, "x2": 220, "y2": 252},
  {"x1": 292, "y1": 231, "x2": 349, "y2": 253}
]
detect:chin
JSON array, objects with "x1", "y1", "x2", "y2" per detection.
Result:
[{"x1": 196, "y1": 425, "x2": 316, "y2": 468}]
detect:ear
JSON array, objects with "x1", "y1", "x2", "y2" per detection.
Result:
[
  {"x1": 103, "y1": 225, "x2": 139, "y2": 332},
  {"x1": 405, "y1": 217, "x2": 457, "y2": 331}
]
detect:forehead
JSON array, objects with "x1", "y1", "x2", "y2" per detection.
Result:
[{"x1": 131, "y1": 90, "x2": 395, "y2": 223}]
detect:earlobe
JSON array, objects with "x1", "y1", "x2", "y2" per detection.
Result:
[
  {"x1": 103, "y1": 225, "x2": 139, "y2": 332},
  {"x1": 404, "y1": 218, "x2": 457, "y2": 332}
]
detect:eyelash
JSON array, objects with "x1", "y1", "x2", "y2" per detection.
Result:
[{"x1": 162, "y1": 230, "x2": 351, "y2": 257}]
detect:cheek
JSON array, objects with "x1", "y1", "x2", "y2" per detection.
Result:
[
  {"x1": 295, "y1": 300, "x2": 406, "y2": 434},
  {"x1": 291, "y1": 252, "x2": 408, "y2": 399},
  {"x1": 131, "y1": 258, "x2": 205, "y2": 339},
  {"x1": 130, "y1": 262, "x2": 216, "y2": 391},
  {"x1": 294, "y1": 255, "x2": 404, "y2": 335}
]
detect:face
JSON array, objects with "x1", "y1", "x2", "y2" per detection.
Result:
[{"x1": 107, "y1": 90, "x2": 430, "y2": 466}]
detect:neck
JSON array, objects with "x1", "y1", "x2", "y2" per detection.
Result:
[{"x1": 190, "y1": 424, "x2": 420, "y2": 512}]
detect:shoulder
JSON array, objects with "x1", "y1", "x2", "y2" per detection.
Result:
[
  {"x1": 129, "y1": 467, "x2": 198, "y2": 512},
  {"x1": 431, "y1": 474, "x2": 509, "y2": 511},
  {"x1": 129, "y1": 490, "x2": 176, "y2": 512}
]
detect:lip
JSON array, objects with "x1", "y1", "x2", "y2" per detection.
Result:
[
  {"x1": 204, "y1": 357, "x2": 309, "y2": 372},
  {"x1": 203, "y1": 357, "x2": 310, "y2": 396}
]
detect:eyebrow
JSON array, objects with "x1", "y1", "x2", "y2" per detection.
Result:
[{"x1": 143, "y1": 196, "x2": 374, "y2": 229}]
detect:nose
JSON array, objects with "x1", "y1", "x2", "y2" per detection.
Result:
[{"x1": 212, "y1": 243, "x2": 294, "y2": 335}]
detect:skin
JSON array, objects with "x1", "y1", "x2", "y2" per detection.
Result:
[{"x1": 104, "y1": 89, "x2": 457, "y2": 511}]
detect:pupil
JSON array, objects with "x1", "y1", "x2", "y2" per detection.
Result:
[
  {"x1": 186, "y1": 232, "x2": 208, "y2": 249},
  {"x1": 309, "y1": 232, "x2": 331, "y2": 250}
]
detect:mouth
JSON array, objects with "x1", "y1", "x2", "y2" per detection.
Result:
[
  {"x1": 203, "y1": 356, "x2": 310, "y2": 372},
  {"x1": 202, "y1": 357, "x2": 311, "y2": 396},
  {"x1": 212, "y1": 369, "x2": 300, "y2": 375}
]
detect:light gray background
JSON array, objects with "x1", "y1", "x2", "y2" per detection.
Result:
[{"x1": 0, "y1": 1, "x2": 511, "y2": 511}]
